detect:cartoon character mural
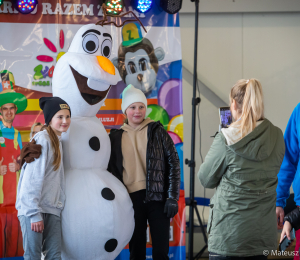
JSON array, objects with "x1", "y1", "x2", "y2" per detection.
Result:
[
  {"x1": 52, "y1": 24, "x2": 135, "y2": 260},
  {"x1": 0, "y1": 70, "x2": 26, "y2": 257},
  {"x1": 112, "y1": 22, "x2": 165, "y2": 98}
]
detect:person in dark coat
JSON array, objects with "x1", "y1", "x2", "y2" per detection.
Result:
[
  {"x1": 108, "y1": 84, "x2": 180, "y2": 260},
  {"x1": 281, "y1": 207, "x2": 300, "y2": 244}
]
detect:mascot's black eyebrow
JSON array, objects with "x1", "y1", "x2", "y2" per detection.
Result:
[
  {"x1": 82, "y1": 29, "x2": 101, "y2": 37},
  {"x1": 103, "y1": 33, "x2": 112, "y2": 40}
]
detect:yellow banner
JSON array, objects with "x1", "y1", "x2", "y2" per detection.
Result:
[
  {"x1": 25, "y1": 99, "x2": 157, "y2": 111},
  {"x1": 25, "y1": 99, "x2": 123, "y2": 111}
]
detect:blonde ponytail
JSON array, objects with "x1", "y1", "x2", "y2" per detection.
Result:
[
  {"x1": 230, "y1": 78, "x2": 264, "y2": 137},
  {"x1": 41, "y1": 125, "x2": 61, "y2": 171}
]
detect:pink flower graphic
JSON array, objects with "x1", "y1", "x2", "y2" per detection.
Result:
[{"x1": 37, "y1": 30, "x2": 66, "y2": 63}]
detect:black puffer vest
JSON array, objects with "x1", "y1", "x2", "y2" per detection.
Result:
[{"x1": 108, "y1": 121, "x2": 180, "y2": 202}]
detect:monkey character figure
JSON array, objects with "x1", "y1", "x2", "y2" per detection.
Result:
[{"x1": 112, "y1": 22, "x2": 165, "y2": 98}]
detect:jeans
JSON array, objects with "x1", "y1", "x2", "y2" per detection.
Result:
[
  {"x1": 209, "y1": 253, "x2": 268, "y2": 260},
  {"x1": 18, "y1": 213, "x2": 62, "y2": 260},
  {"x1": 129, "y1": 189, "x2": 170, "y2": 260}
]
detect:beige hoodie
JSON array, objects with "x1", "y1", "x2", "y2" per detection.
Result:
[
  {"x1": 121, "y1": 118, "x2": 153, "y2": 193},
  {"x1": 221, "y1": 120, "x2": 264, "y2": 145}
]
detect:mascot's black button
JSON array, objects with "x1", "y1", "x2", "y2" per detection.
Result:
[
  {"x1": 101, "y1": 188, "x2": 115, "y2": 201},
  {"x1": 89, "y1": 136, "x2": 100, "y2": 151},
  {"x1": 105, "y1": 239, "x2": 118, "y2": 252}
]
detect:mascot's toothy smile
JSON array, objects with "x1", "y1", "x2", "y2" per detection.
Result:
[{"x1": 70, "y1": 65, "x2": 111, "y2": 105}]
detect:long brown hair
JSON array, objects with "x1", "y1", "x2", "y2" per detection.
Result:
[
  {"x1": 230, "y1": 78, "x2": 265, "y2": 137},
  {"x1": 41, "y1": 125, "x2": 61, "y2": 171}
]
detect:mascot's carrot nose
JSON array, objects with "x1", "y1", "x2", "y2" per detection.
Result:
[{"x1": 97, "y1": 56, "x2": 115, "y2": 75}]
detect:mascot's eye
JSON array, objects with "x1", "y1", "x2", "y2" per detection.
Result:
[
  {"x1": 139, "y1": 58, "x2": 148, "y2": 71},
  {"x1": 127, "y1": 62, "x2": 137, "y2": 74},
  {"x1": 101, "y1": 39, "x2": 112, "y2": 58},
  {"x1": 82, "y1": 34, "x2": 99, "y2": 54}
]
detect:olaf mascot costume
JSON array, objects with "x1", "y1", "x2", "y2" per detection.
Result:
[{"x1": 52, "y1": 24, "x2": 135, "y2": 260}]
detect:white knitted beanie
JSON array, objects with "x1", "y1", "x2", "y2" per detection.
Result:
[{"x1": 121, "y1": 84, "x2": 147, "y2": 113}]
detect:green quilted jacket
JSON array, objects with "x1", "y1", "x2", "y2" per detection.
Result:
[{"x1": 198, "y1": 119, "x2": 285, "y2": 256}]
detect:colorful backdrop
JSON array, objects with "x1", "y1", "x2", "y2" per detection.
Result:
[{"x1": 0, "y1": 1, "x2": 185, "y2": 259}]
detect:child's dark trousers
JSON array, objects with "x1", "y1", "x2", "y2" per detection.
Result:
[{"x1": 129, "y1": 189, "x2": 170, "y2": 260}]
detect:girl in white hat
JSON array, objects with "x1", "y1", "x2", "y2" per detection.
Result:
[{"x1": 108, "y1": 84, "x2": 180, "y2": 260}]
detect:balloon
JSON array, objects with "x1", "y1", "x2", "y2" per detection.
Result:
[
  {"x1": 167, "y1": 131, "x2": 182, "y2": 145},
  {"x1": 146, "y1": 104, "x2": 169, "y2": 130},
  {"x1": 168, "y1": 115, "x2": 184, "y2": 142},
  {"x1": 158, "y1": 79, "x2": 183, "y2": 118}
]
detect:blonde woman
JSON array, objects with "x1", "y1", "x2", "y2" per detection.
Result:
[
  {"x1": 198, "y1": 79, "x2": 285, "y2": 259},
  {"x1": 30, "y1": 122, "x2": 43, "y2": 139}
]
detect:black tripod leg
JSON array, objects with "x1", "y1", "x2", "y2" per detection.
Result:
[
  {"x1": 194, "y1": 245, "x2": 208, "y2": 260},
  {"x1": 195, "y1": 206, "x2": 207, "y2": 244},
  {"x1": 193, "y1": 205, "x2": 208, "y2": 259}
]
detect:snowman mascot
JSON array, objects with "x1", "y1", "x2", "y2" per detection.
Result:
[{"x1": 52, "y1": 24, "x2": 134, "y2": 260}]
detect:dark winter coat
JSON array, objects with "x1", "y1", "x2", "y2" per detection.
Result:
[
  {"x1": 284, "y1": 207, "x2": 300, "y2": 231},
  {"x1": 108, "y1": 121, "x2": 180, "y2": 202}
]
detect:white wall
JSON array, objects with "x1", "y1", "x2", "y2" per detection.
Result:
[
  {"x1": 181, "y1": 0, "x2": 300, "y2": 13},
  {"x1": 180, "y1": 11, "x2": 300, "y2": 254}
]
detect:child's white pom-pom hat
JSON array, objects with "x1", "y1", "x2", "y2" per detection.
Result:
[{"x1": 121, "y1": 84, "x2": 147, "y2": 114}]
